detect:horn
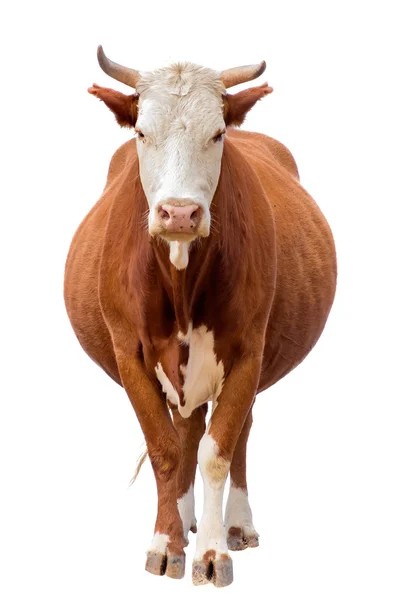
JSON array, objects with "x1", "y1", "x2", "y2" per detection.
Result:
[
  {"x1": 220, "y1": 61, "x2": 266, "y2": 89},
  {"x1": 96, "y1": 45, "x2": 140, "y2": 89}
]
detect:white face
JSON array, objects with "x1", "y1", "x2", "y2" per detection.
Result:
[{"x1": 135, "y1": 64, "x2": 226, "y2": 249}]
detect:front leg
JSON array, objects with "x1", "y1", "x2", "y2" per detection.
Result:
[
  {"x1": 116, "y1": 349, "x2": 186, "y2": 579},
  {"x1": 193, "y1": 354, "x2": 262, "y2": 587}
]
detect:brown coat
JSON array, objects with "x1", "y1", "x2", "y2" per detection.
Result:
[
  {"x1": 64, "y1": 125, "x2": 336, "y2": 585},
  {"x1": 64, "y1": 128, "x2": 336, "y2": 397}
]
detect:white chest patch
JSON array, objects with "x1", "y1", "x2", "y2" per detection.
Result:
[
  {"x1": 155, "y1": 323, "x2": 224, "y2": 418},
  {"x1": 180, "y1": 325, "x2": 224, "y2": 418},
  {"x1": 155, "y1": 362, "x2": 179, "y2": 406}
]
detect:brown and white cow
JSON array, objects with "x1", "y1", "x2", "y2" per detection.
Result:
[{"x1": 64, "y1": 46, "x2": 336, "y2": 587}]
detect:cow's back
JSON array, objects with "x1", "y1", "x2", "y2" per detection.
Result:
[{"x1": 227, "y1": 129, "x2": 337, "y2": 390}]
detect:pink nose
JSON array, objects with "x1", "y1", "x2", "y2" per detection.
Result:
[{"x1": 159, "y1": 204, "x2": 201, "y2": 234}]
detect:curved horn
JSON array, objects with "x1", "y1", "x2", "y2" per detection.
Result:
[
  {"x1": 220, "y1": 61, "x2": 266, "y2": 89},
  {"x1": 97, "y1": 45, "x2": 140, "y2": 89}
]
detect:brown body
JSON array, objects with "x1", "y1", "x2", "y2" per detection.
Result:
[
  {"x1": 65, "y1": 129, "x2": 335, "y2": 393},
  {"x1": 64, "y1": 126, "x2": 336, "y2": 584}
]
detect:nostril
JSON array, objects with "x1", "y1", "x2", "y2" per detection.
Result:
[
  {"x1": 190, "y1": 208, "x2": 199, "y2": 220},
  {"x1": 159, "y1": 207, "x2": 170, "y2": 221}
]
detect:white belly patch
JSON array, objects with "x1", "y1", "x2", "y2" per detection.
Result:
[{"x1": 155, "y1": 324, "x2": 224, "y2": 418}]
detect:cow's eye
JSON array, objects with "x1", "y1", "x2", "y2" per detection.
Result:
[
  {"x1": 136, "y1": 130, "x2": 145, "y2": 139},
  {"x1": 213, "y1": 129, "x2": 226, "y2": 143}
]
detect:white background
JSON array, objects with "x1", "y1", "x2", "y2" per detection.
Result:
[{"x1": 1, "y1": 1, "x2": 399, "y2": 598}]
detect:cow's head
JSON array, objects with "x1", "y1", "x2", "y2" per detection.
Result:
[{"x1": 89, "y1": 46, "x2": 272, "y2": 268}]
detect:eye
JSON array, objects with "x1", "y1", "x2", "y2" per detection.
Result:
[
  {"x1": 213, "y1": 129, "x2": 226, "y2": 143},
  {"x1": 135, "y1": 129, "x2": 145, "y2": 139}
]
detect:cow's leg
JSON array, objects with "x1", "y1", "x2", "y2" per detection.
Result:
[
  {"x1": 192, "y1": 355, "x2": 262, "y2": 587},
  {"x1": 171, "y1": 404, "x2": 207, "y2": 545},
  {"x1": 225, "y1": 408, "x2": 259, "y2": 551},
  {"x1": 116, "y1": 351, "x2": 185, "y2": 579}
]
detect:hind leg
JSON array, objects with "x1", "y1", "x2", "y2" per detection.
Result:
[
  {"x1": 225, "y1": 408, "x2": 259, "y2": 551},
  {"x1": 171, "y1": 404, "x2": 207, "y2": 544}
]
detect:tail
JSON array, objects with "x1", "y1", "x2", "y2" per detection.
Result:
[{"x1": 129, "y1": 442, "x2": 148, "y2": 486}]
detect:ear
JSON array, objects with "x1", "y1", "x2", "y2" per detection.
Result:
[
  {"x1": 88, "y1": 83, "x2": 138, "y2": 128},
  {"x1": 224, "y1": 82, "x2": 273, "y2": 127}
]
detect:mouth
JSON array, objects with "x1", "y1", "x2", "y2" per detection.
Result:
[
  {"x1": 160, "y1": 231, "x2": 199, "y2": 243},
  {"x1": 149, "y1": 217, "x2": 210, "y2": 242}
]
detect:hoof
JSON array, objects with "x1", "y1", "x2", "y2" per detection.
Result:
[
  {"x1": 227, "y1": 526, "x2": 259, "y2": 551},
  {"x1": 145, "y1": 551, "x2": 185, "y2": 579},
  {"x1": 192, "y1": 553, "x2": 233, "y2": 587}
]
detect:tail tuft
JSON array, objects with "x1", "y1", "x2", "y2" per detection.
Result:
[{"x1": 129, "y1": 443, "x2": 148, "y2": 486}]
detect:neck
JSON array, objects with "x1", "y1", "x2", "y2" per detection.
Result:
[
  {"x1": 109, "y1": 136, "x2": 269, "y2": 338},
  {"x1": 152, "y1": 237, "x2": 219, "y2": 336}
]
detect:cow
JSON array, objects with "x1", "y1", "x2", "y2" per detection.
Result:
[{"x1": 64, "y1": 46, "x2": 337, "y2": 587}]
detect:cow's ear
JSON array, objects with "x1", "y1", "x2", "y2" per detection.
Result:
[
  {"x1": 224, "y1": 82, "x2": 273, "y2": 127},
  {"x1": 88, "y1": 84, "x2": 138, "y2": 128}
]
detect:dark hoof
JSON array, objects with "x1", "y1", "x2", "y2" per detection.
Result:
[
  {"x1": 227, "y1": 526, "x2": 259, "y2": 551},
  {"x1": 145, "y1": 551, "x2": 185, "y2": 579},
  {"x1": 192, "y1": 554, "x2": 233, "y2": 587}
]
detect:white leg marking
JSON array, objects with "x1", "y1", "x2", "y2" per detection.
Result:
[
  {"x1": 147, "y1": 532, "x2": 170, "y2": 554},
  {"x1": 155, "y1": 362, "x2": 179, "y2": 405},
  {"x1": 195, "y1": 433, "x2": 229, "y2": 560},
  {"x1": 225, "y1": 485, "x2": 258, "y2": 537},
  {"x1": 169, "y1": 241, "x2": 189, "y2": 270},
  {"x1": 177, "y1": 484, "x2": 196, "y2": 542}
]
